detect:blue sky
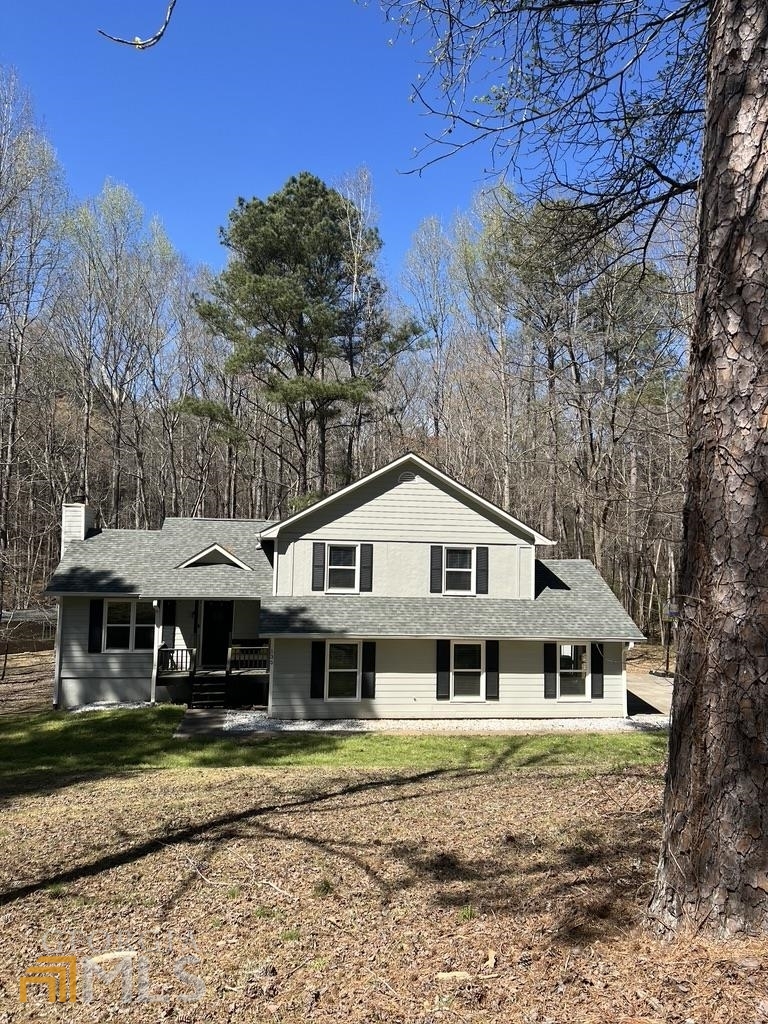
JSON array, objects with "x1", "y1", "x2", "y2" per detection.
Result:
[{"x1": 0, "y1": 1, "x2": 497, "y2": 285}]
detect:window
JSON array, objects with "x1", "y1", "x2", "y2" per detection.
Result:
[
  {"x1": 326, "y1": 641, "x2": 361, "y2": 700},
  {"x1": 104, "y1": 600, "x2": 155, "y2": 652},
  {"x1": 558, "y1": 643, "x2": 589, "y2": 699},
  {"x1": 326, "y1": 544, "x2": 359, "y2": 591},
  {"x1": 451, "y1": 640, "x2": 484, "y2": 700},
  {"x1": 444, "y1": 547, "x2": 474, "y2": 593}
]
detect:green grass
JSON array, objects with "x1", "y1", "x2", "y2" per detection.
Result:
[{"x1": 0, "y1": 707, "x2": 668, "y2": 781}]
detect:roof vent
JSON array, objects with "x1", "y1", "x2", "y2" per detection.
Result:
[{"x1": 398, "y1": 471, "x2": 417, "y2": 484}]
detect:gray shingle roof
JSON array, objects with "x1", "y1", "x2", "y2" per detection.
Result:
[
  {"x1": 47, "y1": 521, "x2": 642, "y2": 641},
  {"x1": 259, "y1": 560, "x2": 644, "y2": 641},
  {"x1": 47, "y1": 519, "x2": 276, "y2": 599}
]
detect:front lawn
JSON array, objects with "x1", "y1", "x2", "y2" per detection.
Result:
[
  {"x1": 1, "y1": 756, "x2": 766, "y2": 1023},
  {"x1": 0, "y1": 706, "x2": 668, "y2": 778}
]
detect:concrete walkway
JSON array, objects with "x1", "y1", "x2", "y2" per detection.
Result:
[{"x1": 627, "y1": 671, "x2": 673, "y2": 716}]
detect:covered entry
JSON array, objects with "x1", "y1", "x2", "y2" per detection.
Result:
[
  {"x1": 156, "y1": 598, "x2": 269, "y2": 708},
  {"x1": 200, "y1": 600, "x2": 233, "y2": 667}
]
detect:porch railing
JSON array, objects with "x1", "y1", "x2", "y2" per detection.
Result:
[
  {"x1": 157, "y1": 642, "x2": 269, "y2": 676},
  {"x1": 157, "y1": 646, "x2": 197, "y2": 675},
  {"x1": 227, "y1": 643, "x2": 270, "y2": 675}
]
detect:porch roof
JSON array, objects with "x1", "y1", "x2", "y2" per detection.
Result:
[
  {"x1": 258, "y1": 560, "x2": 644, "y2": 642},
  {"x1": 47, "y1": 518, "x2": 276, "y2": 599}
]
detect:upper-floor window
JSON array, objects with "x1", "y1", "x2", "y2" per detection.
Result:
[
  {"x1": 327, "y1": 544, "x2": 359, "y2": 591},
  {"x1": 312, "y1": 542, "x2": 373, "y2": 594},
  {"x1": 431, "y1": 545, "x2": 488, "y2": 596},
  {"x1": 104, "y1": 600, "x2": 154, "y2": 652},
  {"x1": 444, "y1": 547, "x2": 474, "y2": 593}
]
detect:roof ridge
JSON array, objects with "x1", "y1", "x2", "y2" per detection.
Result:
[{"x1": 162, "y1": 517, "x2": 276, "y2": 525}]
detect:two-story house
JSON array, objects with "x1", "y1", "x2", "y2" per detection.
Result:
[{"x1": 47, "y1": 453, "x2": 643, "y2": 717}]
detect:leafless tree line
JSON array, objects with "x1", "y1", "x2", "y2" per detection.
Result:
[{"x1": 0, "y1": 69, "x2": 688, "y2": 637}]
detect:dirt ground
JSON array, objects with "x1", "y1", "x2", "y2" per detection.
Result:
[
  {"x1": 1, "y1": 764, "x2": 766, "y2": 1022},
  {"x1": 626, "y1": 643, "x2": 676, "y2": 676},
  {"x1": 0, "y1": 650, "x2": 54, "y2": 716}
]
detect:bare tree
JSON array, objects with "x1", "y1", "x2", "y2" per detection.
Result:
[
  {"x1": 0, "y1": 70, "x2": 64, "y2": 607},
  {"x1": 385, "y1": 0, "x2": 768, "y2": 935}
]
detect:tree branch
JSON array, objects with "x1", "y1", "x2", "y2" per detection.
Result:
[{"x1": 98, "y1": 0, "x2": 178, "y2": 50}]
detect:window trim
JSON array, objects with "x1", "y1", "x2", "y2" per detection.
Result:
[
  {"x1": 450, "y1": 638, "x2": 485, "y2": 702},
  {"x1": 443, "y1": 545, "x2": 475, "y2": 596},
  {"x1": 324, "y1": 640, "x2": 362, "y2": 701},
  {"x1": 557, "y1": 642, "x2": 591, "y2": 702},
  {"x1": 325, "y1": 542, "x2": 361, "y2": 594},
  {"x1": 102, "y1": 599, "x2": 156, "y2": 653}
]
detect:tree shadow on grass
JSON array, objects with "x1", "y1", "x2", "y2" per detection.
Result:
[
  {"x1": 0, "y1": 764, "x2": 665, "y2": 956},
  {"x1": 0, "y1": 709, "x2": 668, "y2": 806}
]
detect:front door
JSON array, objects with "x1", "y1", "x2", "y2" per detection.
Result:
[{"x1": 200, "y1": 601, "x2": 233, "y2": 667}]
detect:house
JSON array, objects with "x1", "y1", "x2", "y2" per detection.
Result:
[{"x1": 47, "y1": 453, "x2": 643, "y2": 717}]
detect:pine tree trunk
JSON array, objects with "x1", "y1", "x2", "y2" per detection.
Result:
[{"x1": 649, "y1": 0, "x2": 768, "y2": 934}]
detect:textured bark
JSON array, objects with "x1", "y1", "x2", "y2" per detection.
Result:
[{"x1": 649, "y1": 0, "x2": 768, "y2": 934}]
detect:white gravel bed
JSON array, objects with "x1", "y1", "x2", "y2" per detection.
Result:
[
  {"x1": 70, "y1": 701, "x2": 153, "y2": 714},
  {"x1": 221, "y1": 710, "x2": 668, "y2": 734}
]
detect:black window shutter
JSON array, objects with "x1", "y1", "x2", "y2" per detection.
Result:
[
  {"x1": 476, "y1": 547, "x2": 489, "y2": 594},
  {"x1": 486, "y1": 639, "x2": 499, "y2": 700},
  {"x1": 436, "y1": 639, "x2": 450, "y2": 700},
  {"x1": 312, "y1": 543, "x2": 325, "y2": 591},
  {"x1": 361, "y1": 641, "x2": 376, "y2": 698},
  {"x1": 310, "y1": 641, "x2": 325, "y2": 699},
  {"x1": 162, "y1": 599, "x2": 176, "y2": 628},
  {"x1": 591, "y1": 642, "x2": 604, "y2": 699},
  {"x1": 88, "y1": 599, "x2": 104, "y2": 653},
  {"x1": 430, "y1": 546, "x2": 443, "y2": 593},
  {"x1": 544, "y1": 642, "x2": 557, "y2": 699},
  {"x1": 360, "y1": 544, "x2": 373, "y2": 592}
]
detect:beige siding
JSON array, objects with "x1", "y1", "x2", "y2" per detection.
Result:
[
  {"x1": 233, "y1": 600, "x2": 260, "y2": 639},
  {"x1": 280, "y1": 538, "x2": 525, "y2": 598},
  {"x1": 291, "y1": 474, "x2": 534, "y2": 544},
  {"x1": 174, "y1": 600, "x2": 196, "y2": 649},
  {"x1": 58, "y1": 597, "x2": 153, "y2": 707},
  {"x1": 171, "y1": 599, "x2": 260, "y2": 649},
  {"x1": 270, "y1": 638, "x2": 626, "y2": 719},
  {"x1": 520, "y1": 546, "x2": 534, "y2": 599}
]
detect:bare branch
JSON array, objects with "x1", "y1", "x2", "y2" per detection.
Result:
[{"x1": 98, "y1": 0, "x2": 178, "y2": 50}]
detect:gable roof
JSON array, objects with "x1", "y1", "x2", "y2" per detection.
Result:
[
  {"x1": 47, "y1": 518, "x2": 276, "y2": 599},
  {"x1": 259, "y1": 453, "x2": 554, "y2": 545},
  {"x1": 259, "y1": 560, "x2": 643, "y2": 641},
  {"x1": 176, "y1": 542, "x2": 253, "y2": 570}
]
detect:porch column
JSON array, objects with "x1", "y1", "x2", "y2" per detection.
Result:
[{"x1": 150, "y1": 599, "x2": 162, "y2": 704}]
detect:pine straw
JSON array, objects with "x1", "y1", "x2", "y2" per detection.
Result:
[{"x1": 0, "y1": 764, "x2": 766, "y2": 1022}]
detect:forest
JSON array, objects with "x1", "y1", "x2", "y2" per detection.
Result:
[{"x1": 0, "y1": 67, "x2": 689, "y2": 637}]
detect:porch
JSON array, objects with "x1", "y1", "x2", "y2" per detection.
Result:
[{"x1": 154, "y1": 598, "x2": 269, "y2": 709}]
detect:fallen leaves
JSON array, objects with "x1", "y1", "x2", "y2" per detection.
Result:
[{"x1": 0, "y1": 763, "x2": 766, "y2": 1022}]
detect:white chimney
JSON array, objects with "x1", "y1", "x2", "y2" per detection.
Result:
[{"x1": 61, "y1": 503, "x2": 96, "y2": 558}]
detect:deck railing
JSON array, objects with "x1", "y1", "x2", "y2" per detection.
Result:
[
  {"x1": 227, "y1": 643, "x2": 270, "y2": 675},
  {"x1": 157, "y1": 646, "x2": 197, "y2": 675}
]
